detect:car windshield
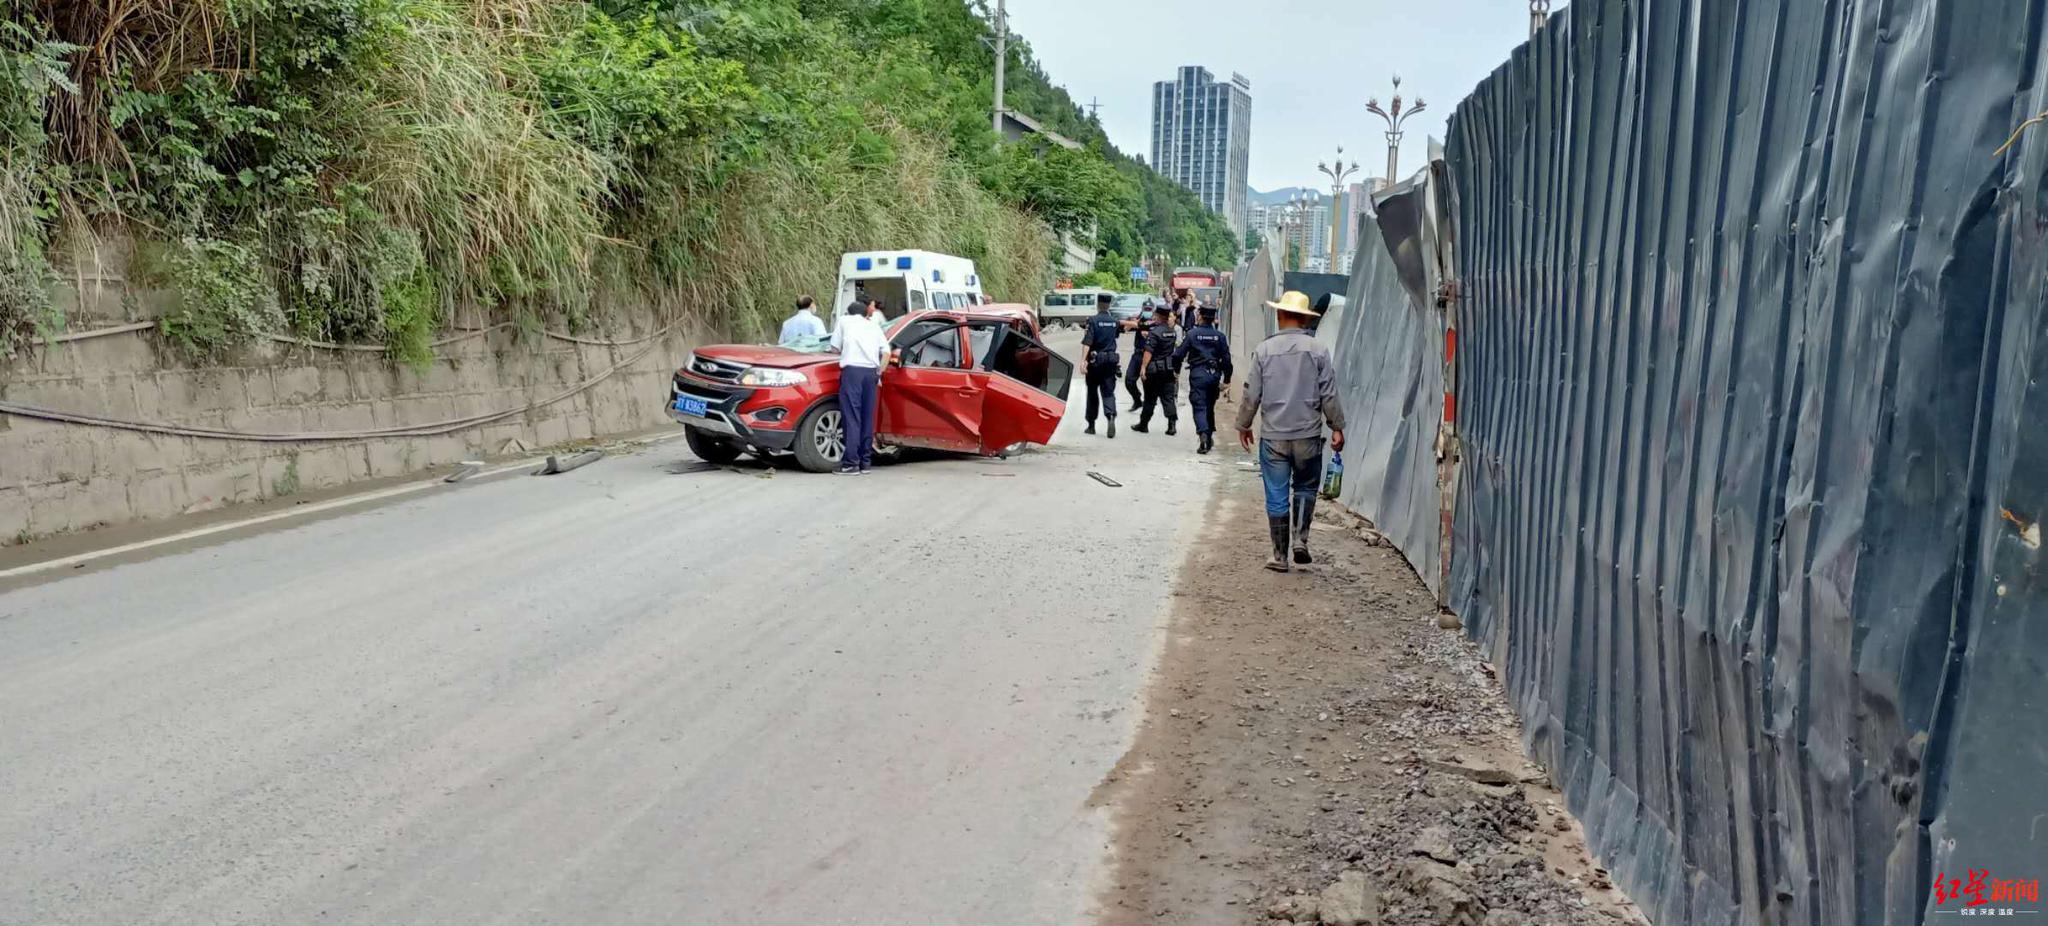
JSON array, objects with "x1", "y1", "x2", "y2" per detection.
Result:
[{"x1": 1113, "y1": 295, "x2": 1150, "y2": 308}]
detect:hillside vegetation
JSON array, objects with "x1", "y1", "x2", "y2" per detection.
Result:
[{"x1": 0, "y1": 0, "x2": 1237, "y2": 362}]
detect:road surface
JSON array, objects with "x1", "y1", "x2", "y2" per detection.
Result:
[{"x1": 0, "y1": 331, "x2": 1232, "y2": 925}]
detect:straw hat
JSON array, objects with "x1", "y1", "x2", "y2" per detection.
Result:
[{"x1": 1266, "y1": 290, "x2": 1321, "y2": 317}]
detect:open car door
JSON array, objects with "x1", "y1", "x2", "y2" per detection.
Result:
[
  {"x1": 879, "y1": 318, "x2": 982, "y2": 453},
  {"x1": 975, "y1": 328, "x2": 1072, "y2": 454}
]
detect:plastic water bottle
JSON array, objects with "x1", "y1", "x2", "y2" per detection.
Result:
[{"x1": 1321, "y1": 449, "x2": 1343, "y2": 500}]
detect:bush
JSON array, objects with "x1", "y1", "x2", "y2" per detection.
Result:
[{"x1": 1, "y1": 0, "x2": 1208, "y2": 359}]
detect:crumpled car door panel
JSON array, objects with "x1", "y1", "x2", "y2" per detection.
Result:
[{"x1": 879, "y1": 366, "x2": 983, "y2": 453}]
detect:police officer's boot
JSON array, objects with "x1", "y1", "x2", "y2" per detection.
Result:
[
  {"x1": 1085, "y1": 421, "x2": 1096, "y2": 435},
  {"x1": 1166, "y1": 420, "x2": 1177, "y2": 437},
  {"x1": 1292, "y1": 503, "x2": 1314, "y2": 565},
  {"x1": 1197, "y1": 433, "x2": 1212, "y2": 454},
  {"x1": 1265, "y1": 517, "x2": 1292, "y2": 572}
]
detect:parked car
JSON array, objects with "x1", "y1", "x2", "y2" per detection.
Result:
[
  {"x1": 668, "y1": 304, "x2": 1072, "y2": 472},
  {"x1": 1110, "y1": 293, "x2": 1154, "y2": 322},
  {"x1": 1039, "y1": 287, "x2": 1112, "y2": 329}
]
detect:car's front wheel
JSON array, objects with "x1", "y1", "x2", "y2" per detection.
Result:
[
  {"x1": 793, "y1": 400, "x2": 846, "y2": 473},
  {"x1": 684, "y1": 425, "x2": 743, "y2": 465}
]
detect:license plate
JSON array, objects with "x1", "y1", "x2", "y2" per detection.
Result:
[{"x1": 672, "y1": 395, "x2": 710, "y2": 417}]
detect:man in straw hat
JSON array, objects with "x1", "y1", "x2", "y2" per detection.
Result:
[{"x1": 1236, "y1": 291, "x2": 1347, "y2": 572}]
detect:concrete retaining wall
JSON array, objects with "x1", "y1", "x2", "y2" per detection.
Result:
[{"x1": 1, "y1": 245, "x2": 698, "y2": 545}]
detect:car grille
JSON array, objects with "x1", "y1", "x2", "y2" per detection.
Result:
[{"x1": 689, "y1": 355, "x2": 748, "y2": 383}]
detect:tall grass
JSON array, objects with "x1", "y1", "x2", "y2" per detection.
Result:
[
  {"x1": 1, "y1": 0, "x2": 1059, "y2": 361},
  {"x1": 351, "y1": 0, "x2": 611, "y2": 320},
  {"x1": 669, "y1": 122, "x2": 1053, "y2": 340}
]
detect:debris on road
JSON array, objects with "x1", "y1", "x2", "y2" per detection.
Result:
[
  {"x1": 444, "y1": 461, "x2": 485, "y2": 483},
  {"x1": 534, "y1": 450, "x2": 605, "y2": 476},
  {"x1": 1094, "y1": 495, "x2": 1643, "y2": 926},
  {"x1": 1089, "y1": 471, "x2": 1123, "y2": 488}
]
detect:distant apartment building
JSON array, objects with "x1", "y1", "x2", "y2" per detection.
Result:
[
  {"x1": 1248, "y1": 198, "x2": 1329, "y2": 263},
  {"x1": 1151, "y1": 66, "x2": 1253, "y2": 235},
  {"x1": 1334, "y1": 177, "x2": 1392, "y2": 271}
]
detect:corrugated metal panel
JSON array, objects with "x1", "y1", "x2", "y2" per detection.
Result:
[
  {"x1": 1318, "y1": 205, "x2": 1449, "y2": 594},
  {"x1": 1315, "y1": 0, "x2": 2048, "y2": 923}
]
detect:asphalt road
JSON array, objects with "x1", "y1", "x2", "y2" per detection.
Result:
[{"x1": 0, "y1": 329, "x2": 1236, "y2": 926}]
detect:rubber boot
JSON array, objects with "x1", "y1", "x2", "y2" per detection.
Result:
[
  {"x1": 1292, "y1": 499, "x2": 1314, "y2": 565},
  {"x1": 1265, "y1": 516, "x2": 1292, "y2": 573}
]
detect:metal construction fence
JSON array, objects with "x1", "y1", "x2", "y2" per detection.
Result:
[{"x1": 1308, "y1": 1, "x2": 2048, "y2": 924}]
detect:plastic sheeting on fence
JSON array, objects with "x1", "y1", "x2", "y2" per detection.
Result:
[
  {"x1": 1418, "y1": 1, "x2": 2048, "y2": 924},
  {"x1": 1232, "y1": 239, "x2": 1283, "y2": 345},
  {"x1": 1318, "y1": 201, "x2": 1449, "y2": 595}
]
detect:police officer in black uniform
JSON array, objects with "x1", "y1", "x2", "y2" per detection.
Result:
[
  {"x1": 1079, "y1": 292, "x2": 1122, "y2": 438},
  {"x1": 1172, "y1": 304, "x2": 1234, "y2": 454},
  {"x1": 1123, "y1": 300, "x2": 1154, "y2": 411},
  {"x1": 1132, "y1": 305, "x2": 1182, "y2": 435}
]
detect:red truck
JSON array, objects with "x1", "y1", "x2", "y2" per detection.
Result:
[{"x1": 667, "y1": 304, "x2": 1072, "y2": 472}]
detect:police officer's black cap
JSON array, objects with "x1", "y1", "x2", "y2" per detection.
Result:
[
  {"x1": 1199, "y1": 304, "x2": 1218, "y2": 318},
  {"x1": 1096, "y1": 292, "x2": 1114, "y2": 306}
]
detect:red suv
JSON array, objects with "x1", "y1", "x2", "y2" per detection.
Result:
[{"x1": 667, "y1": 305, "x2": 1073, "y2": 472}]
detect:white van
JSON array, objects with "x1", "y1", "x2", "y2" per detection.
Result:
[
  {"x1": 836, "y1": 250, "x2": 985, "y2": 321},
  {"x1": 1039, "y1": 287, "x2": 1112, "y2": 329}
]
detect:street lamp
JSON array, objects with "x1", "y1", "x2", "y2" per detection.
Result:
[
  {"x1": 1364, "y1": 76, "x2": 1426, "y2": 186},
  {"x1": 1318, "y1": 148, "x2": 1360, "y2": 272},
  {"x1": 1276, "y1": 192, "x2": 1317, "y2": 271},
  {"x1": 1530, "y1": 0, "x2": 1551, "y2": 38}
]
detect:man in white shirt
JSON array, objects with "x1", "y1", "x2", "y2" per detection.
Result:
[
  {"x1": 828, "y1": 300, "x2": 891, "y2": 474},
  {"x1": 778, "y1": 296, "x2": 825, "y2": 345}
]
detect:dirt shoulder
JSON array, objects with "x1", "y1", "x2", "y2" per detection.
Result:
[{"x1": 1092, "y1": 478, "x2": 1647, "y2": 926}]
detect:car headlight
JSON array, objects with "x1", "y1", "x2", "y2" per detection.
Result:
[{"x1": 738, "y1": 368, "x2": 808, "y2": 387}]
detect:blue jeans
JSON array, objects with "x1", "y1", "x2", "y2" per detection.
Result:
[
  {"x1": 839, "y1": 365, "x2": 879, "y2": 469},
  {"x1": 1260, "y1": 438, "x2": 1323, "y2": 519}
]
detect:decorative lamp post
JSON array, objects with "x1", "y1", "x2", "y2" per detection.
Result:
[
  {"x1": 1364, "y1": 76, "x2": 1426, "y2": 186},
  {"x1": 1530, "y1": 0, "x2": 1551, "y2": 38},
  {"x1": 1318, "y1": 148, "x2": 1360, "y2": 272}
]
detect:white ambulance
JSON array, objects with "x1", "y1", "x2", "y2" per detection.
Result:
[{"x1": 835, "y1": 250, "x2": 986, "y2": 321}]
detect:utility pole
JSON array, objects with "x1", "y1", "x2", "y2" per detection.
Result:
[
  {"x1": 1086, "y1": 97, "x2": 1102, "y2": 121},
  {"x1": 992, "y1": 0, "x2": 1009, "y2": 145},
  {"x1": 1529, "y1": 0, "x2": 1550, "y2": 37}
]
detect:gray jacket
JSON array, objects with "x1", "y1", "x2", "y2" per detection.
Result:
[{"x1": 1234, "y1": 328, "x2": 1346, "y2": 440}]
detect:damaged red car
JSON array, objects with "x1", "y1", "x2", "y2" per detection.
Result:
[{"x1": 667, "y1": 304, "x2": 1072, "y2": 472}]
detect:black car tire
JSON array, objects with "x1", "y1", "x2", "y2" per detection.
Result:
[
  {"x1": 793, "y1": 400, "x2": 846, "y2": 473},
  {"x1": 684, "y1": 425, "x2": 743, "y2": 465}
]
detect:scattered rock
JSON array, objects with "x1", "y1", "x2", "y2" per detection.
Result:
[
  {"x1": 1411, "y1": 826, "x2": 1459, "y2": 864},
  {"x1": 1482, "y1": 910, "x2": 1531, "y2": 926},
  {"x1": 1427, "y1": 758, "x2": 1518, "y2": 787},
  {"x1": 1437, "y1": 611, "x2": 1464, "y2": 631},
  {"x1": 1316, "y1": 870, "x2": 1377, "y2": 926},
  {"x1": 1391, "y1": 856, "x2": 1488, "y2": 925}
]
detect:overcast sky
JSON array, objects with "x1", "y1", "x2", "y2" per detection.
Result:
[{"x1": 1004, "y1": 0, "x2": 1559, "y2": 193}]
